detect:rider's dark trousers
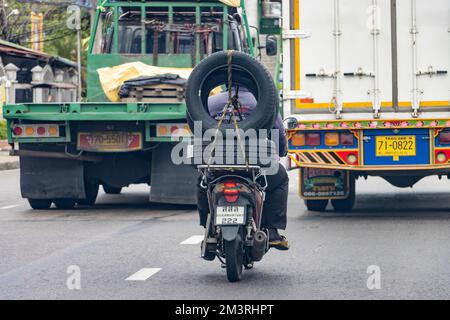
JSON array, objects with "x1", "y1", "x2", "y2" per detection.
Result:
[{"x1": 197, "y1": 165, "x2": 289, "y2": 230}]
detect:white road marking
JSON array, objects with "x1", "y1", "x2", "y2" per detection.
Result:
[
  {"x1": 180, "y1": 235, "x2": 204, "y2": 245},
  {"x1": 126, "y1": 268, "x2": 161, "y2": 281},
  {"x1": 0, "y1": 204, "x2": 20, "y2": 210}
]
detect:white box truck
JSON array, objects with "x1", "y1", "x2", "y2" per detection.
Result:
[{"x1": 283, "y1": 0, "x2": 450, "y2": 211}]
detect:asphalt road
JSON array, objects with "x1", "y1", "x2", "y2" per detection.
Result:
[{"x1": 1, "y1": 168, "x2": 450, "y2": 300}]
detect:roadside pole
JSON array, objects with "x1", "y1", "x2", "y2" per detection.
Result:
[
  {"x1": 77, "y1": 19, "x2": 82, "y2": 102},
  {"x1": 72, "y1": 5, "x2": 82, "y2": 102}
]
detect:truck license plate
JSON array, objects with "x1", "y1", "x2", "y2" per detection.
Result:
[
  {"x1": 215, "y1": 206, "x2": 245, "y2": 225},
  {"x1": 77, "y1": 132, "x2": 142, "y2": 152},
  {"x1": 376, "y1": 136, "x2": 416, "y2": 160}
]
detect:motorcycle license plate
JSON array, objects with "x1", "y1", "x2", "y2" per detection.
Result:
[{"x1": 215, "y1": 206, "x2": 245, "y2": 225}]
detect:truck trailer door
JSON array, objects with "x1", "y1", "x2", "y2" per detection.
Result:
[{"x1": 396, "y1": 0, "x2": 450, "y2": 115}]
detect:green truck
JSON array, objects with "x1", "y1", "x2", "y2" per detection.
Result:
[{"x1": 2, "y1": 0, "x2": 281, "y2": 209}]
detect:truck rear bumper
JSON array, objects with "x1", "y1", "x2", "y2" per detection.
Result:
[
  {"x1": 2, "y1": 102, "x2": 187, "y2": 122},
  {"x1": 288, "y1": 125, "x2": 450, "y2": 172},
  {"x1": 288, "y1": 155, "x2": 450, "y2": 172}
]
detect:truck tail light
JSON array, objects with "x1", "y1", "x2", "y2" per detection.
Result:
[
  {"x1": 324, "y1": 133, "x2": 339, "y2": 146},
  {"x1": 347, "y1": 153, "x2": 358, "y2": 164},
  {"x1": 48, "y1": 126, "x2": 59, "y2": 136},
  {"x1": 223, "y1": 181, "x2": 240, "y2": 203},
  {"x1": 291, "y1": 133, "x2": 305, "y2": 146},
  {"x1": 340, "y1": 132, "x2": 355, "y2": 146},
  {"x1": 306, "y1": 133, "x2": 321, "y2": 146},
  {"x1": 37, "y1": 127, "x2": 46, "y2": 136},
  {"x1": 436, "y1": 152, "x2": 448, "y2": 163},
  {"x1": 438, "y1": 131, "x2": 450, "y2": 145},
  {"x1": 156, "y1": 123, "x2": 191, "y2": 138},
  {"x1": 12, "y1": 124, "x2": 60, "y2": 138},
  {"x1": 25, "y1": 127, "x2": 35, "y2": 136},
  {"x1": 12, "y1": 126, "x2": 23, "y2": 136}
]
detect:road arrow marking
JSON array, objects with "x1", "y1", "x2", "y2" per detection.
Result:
[
  {"x1": 180, "y1": 235, "x2": 204, "y2": 245},
  {"x1": 126, "y1": 268, "x2": 161, "y2": 281}
]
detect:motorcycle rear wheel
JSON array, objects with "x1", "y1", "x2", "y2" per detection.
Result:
[{"x1": 225, "y1": 234, "x2": 244, "y2": 282}]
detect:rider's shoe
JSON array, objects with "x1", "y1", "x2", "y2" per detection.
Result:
[{"x1": 268, "y1": 228, "x2": 290, "y2": 251}]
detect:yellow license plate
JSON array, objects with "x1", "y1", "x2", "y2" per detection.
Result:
[
  {"x1": 77, "y1": 132, "x2": 142, "y2": 152},
  {"x1": 376, "y1": 136, "x2": 416, "y2": 159}
]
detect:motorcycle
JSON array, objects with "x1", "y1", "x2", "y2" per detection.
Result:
[{"x1": 198, "y1": 164, "x2": 269, "y2": 282}]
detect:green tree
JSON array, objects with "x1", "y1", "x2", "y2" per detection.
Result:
[{"x1": 1, "y1": 0, "x2": 93, "y2": 61}]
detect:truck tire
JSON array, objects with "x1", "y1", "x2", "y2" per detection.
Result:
[
  {"x1": 54, "y1": 199, "x2": 76, "y2": 210},
  {"x1": 185, "y1": 51, "x2": 278, "y2": 133},
  {"x1": 103, "y1": 185, "x2": 122, "y2": 195},
  {"x1": 77, "y1": 183, "x2": 99, "y2": 206},
  {"x1": 28, "y1": 199, "x2": 52, "y2": 210},
  {"x1": 331, "y1": 177, "x2": 356, "y2": 212},
  {"x1": 305, "y1": 199, "x2": 328, "y2": 212}
]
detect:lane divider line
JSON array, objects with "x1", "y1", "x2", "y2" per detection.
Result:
[
  {"x1": 0, "y1": 205, "x2": 20, "y2": 210},
  {"x1": 125, "y1": 268, "x2": 161, "y2": 281},
  {"x1": 180, "y1": 235, "x2": 204, "y2": 245}
]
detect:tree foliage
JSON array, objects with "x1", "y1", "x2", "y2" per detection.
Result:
[{"x1": 0, "y1": 0, "x2": 94, "y2": 62}]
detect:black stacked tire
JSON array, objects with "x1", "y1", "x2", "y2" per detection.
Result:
[{"x1": 185, "y1": 51, "x2": 279, "y2": 133}]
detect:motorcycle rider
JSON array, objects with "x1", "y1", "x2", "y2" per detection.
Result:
[{"x1": 196, "y1": 87, "x2": 290, "y2": 251}]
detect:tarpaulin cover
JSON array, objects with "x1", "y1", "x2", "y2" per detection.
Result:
[
  {"x1": 219, "y1": 0, "x2": 241, "y2": 7},
  {"x1": 97, "y1": 62, "x2": 192, "y2": 102}
]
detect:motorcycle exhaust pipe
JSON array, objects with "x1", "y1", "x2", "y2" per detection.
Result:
[{"x1": 251, "y1": 231, "x2": 268, "y2": 262}]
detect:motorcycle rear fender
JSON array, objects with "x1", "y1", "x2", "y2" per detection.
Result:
[{"x1": 221, "y1": 226, "x2": 242, "y2": 242}]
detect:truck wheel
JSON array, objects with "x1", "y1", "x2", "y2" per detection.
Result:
[
  {"x1": 103, "y1": 185, "x2": 122, "y2": 195},
  {"x1": 305, "y1": 199, "x2": 328, "y2": 212},
  {"x1": 28, "y1": 199, "x2": 52, "y2": 210},
  {"x1": 331, "y1": 178, "x2": 356, "y2": 212},
  {"x1": 78, "y1": 183, "x2": 99, "y2": 206},
  {"x1": 331, "y1": 197, "x2": 355, "y2": 212},
  {"x1": 54, "y1": 199, "x2": 76, "y2": 210},
  {"x1": 186, "y1": 51, "x2": 278, "y2": 133}
]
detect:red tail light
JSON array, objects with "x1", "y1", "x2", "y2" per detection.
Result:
[
  {"x1": 438, "y1": 131, "x2": 450, "y2": 145},
  {"x1": 37, "y1": 127, "x2": 46, "y2": 136},
  {"x1": 340, "y1": 132, "x2": 355, "y2": 146},
  {"x1": 306, "y1": 133, "x2": 321, "y2": 146},
  {"x1": 223, "y1": 181, "x2": 240, "y2": 203},
  {"x1": 13, "y1": 127, "x2": 23, "y2": 136}
]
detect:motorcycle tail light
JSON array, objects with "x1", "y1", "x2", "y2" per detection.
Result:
[
  {"x1": 223, "y1": 181, "x2": 240, "y2": 203},
  {"x1": 305, "y1": 133, "x2": 321, "y2": 146},
  {"x1": 438, "y1": 131, "x2": 450, "y2": 145}
]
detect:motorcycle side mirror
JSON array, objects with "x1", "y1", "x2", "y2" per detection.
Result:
[
  {"x1": 266, "y1": 35, "x2": 278, "y2": 56},
  {"x1": 283, "y1": 117, "x2": 298, "y2": 130}
]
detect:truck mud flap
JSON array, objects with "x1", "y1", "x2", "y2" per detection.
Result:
[
  {"x1": 20, "y1": 147, "x2": 85, "y2": 200},
  {"x1": 150, "y1": 143, "x2": 198, "y2": 205}
]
